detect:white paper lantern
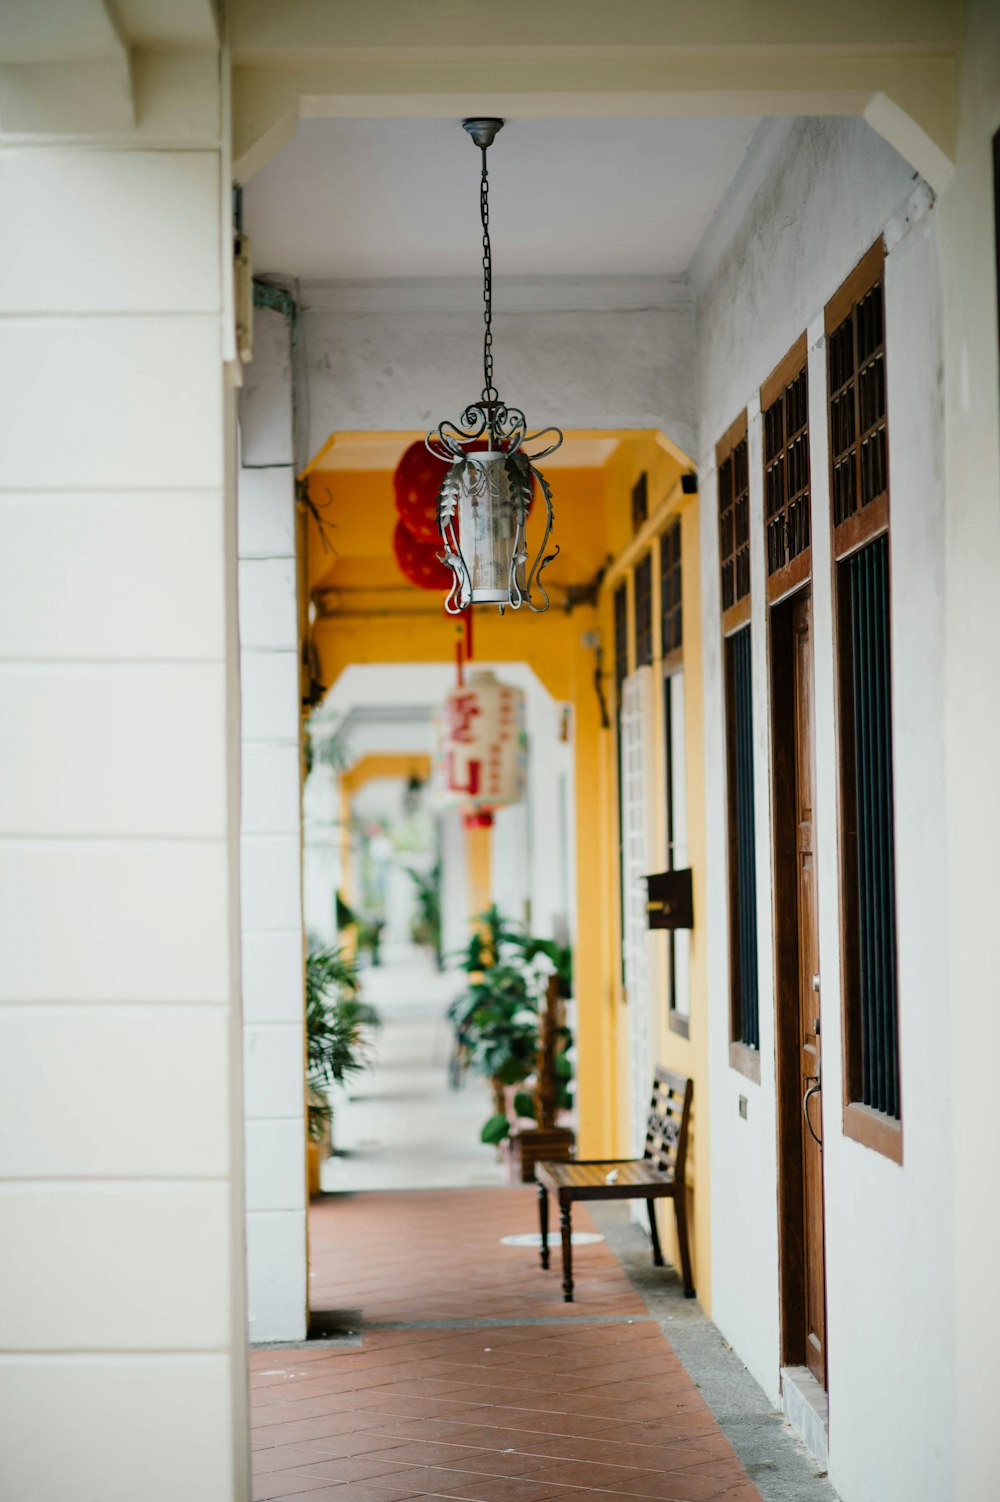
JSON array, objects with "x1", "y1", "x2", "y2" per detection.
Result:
[{"x1": 439, "y1": 670, "x2": 526, "y2": 820}]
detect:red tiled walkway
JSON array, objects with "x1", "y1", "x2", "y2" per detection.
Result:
[{"x1": 251, "y1": 1189, "x2": 761, "y2": 1502}]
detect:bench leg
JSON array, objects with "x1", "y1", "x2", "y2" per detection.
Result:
[
  {"x1": 647, "y1": 1200, "x2": 665, "y2": 1267},
  {"x1": 674, "y1": 1189, "x2": 696, "y2": 1299},
  {"x1": 559, "y1": 1194, "x2": 574, "y2": 1302},
  {"x1": 538, "y1": 1184, "x2": 550, "y2": 1270}
]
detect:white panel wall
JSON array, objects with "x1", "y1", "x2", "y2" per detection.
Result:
[
  {"x1": 0, "y1": 68, "x2": 249, "y2": 1502},
  {"x1": 238, "y1": 305, "x2": 309, "y2": 1344},
  {"x1": 696, "y1": 117, "x2": 952, "y2": 1502}
]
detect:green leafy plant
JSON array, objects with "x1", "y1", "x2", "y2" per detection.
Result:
[
  {"x1": 305, "y1": 946, "x2": 380, "y2": 1142},
  {"x1": 448, "y1": 907, "x2": 574, "y2": 1146},
  {"x1": 356, "y1": 916, "x2": 385, "y2": 966},
  {"x1": 407, "y1": 862, "x2": 442, "y2": 967}
]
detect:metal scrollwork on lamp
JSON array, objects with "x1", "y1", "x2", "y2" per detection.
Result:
[{"x1": 426, "y1": 118, "x2": 563, "y2": 615}]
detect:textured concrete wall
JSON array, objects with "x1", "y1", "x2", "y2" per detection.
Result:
[
  {"x1": 294, "y1": 277, "x2": 697, "y2": 461},
  {"x1": 695, "y1": 117, "x2": 952, "y2": 1502}
]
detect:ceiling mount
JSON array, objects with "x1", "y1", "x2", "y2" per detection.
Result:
[{"x1": 462, "y1": 117, "x2": 504, "y2": 150}]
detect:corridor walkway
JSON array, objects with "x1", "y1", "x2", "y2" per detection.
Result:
[
  {"x1": 251, "y1": 1188, "x2": 834, "y2": 1502},
  {"x1": 321, "y1": 944, "x2": 504, "y2": 1193}
]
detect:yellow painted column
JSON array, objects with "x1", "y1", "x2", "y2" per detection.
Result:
[
  {"x1": 570, "y1": 606, "x2": 618, "y2": 1159},
  {"x1": 466, "y1": 821, "x2": 492, "y2": 922}
]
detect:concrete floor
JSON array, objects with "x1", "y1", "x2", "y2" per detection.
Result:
[{"x1": 320, "y1": 943, "x2": 506, "y2": 1193}]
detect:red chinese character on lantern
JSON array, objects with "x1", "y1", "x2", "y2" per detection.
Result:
[{"x1": 448, "y1": 692, "x2": 481, "y2": 744}]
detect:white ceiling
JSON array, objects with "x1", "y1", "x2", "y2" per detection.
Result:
[{"x1": 245, "y1": 115, "x2": 760, "y2": 281}]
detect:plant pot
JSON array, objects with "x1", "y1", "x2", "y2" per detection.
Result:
[
  {"x1": 507, "y1": 1123, "x2": 576, "y2": 1184},
  {"x1": 307, "y1": 1139, "x2": 323, "y2": 1198}
]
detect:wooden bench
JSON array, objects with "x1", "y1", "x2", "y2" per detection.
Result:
[{"x1": 535, "y1": 1065, "x2": 695, "y2": 1302}]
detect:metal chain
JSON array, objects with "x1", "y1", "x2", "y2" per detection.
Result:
[{"x1": 479, "y1": 146, "x2": 497, "y2": 407}]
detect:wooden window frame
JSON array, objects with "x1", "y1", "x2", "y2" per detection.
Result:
[
  {"x1": 826, "y1": 239, "x2": 903, "y2": 1165},
  {"x1": 761, "y1": 334, "x2": 811, "y2": 604},
  {"x1": 717, "y1": 412, "x2": 751, "y2": 635}
]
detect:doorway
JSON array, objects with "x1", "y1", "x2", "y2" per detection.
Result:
[{"x1": 771, "y1": 590, "x2": 828, "y2": 1388}]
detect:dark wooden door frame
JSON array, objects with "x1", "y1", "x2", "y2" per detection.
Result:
[{"x1": 769, "y1": 586, "x2": 828, "y2": 1382}]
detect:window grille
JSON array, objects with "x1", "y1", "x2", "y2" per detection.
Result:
[
  {"x1": 613, "y1": 581, "x2": 629, "y2": 696},
  {"x1": 632, "y1": 472, "x2": 649, "y2": 532},
  {"x1": 839, "y1": 536, "x2": 900, "y2": 1119},
  {"x1": 634, "y1": 552, "x2": 653, "y2": 668},
  {"x1": 719, "y1": 429, "x2": 750, "y2": 614},
  {"x1": 829, "y1": 276, "x2": 887, "y2": 533},
  {"x1": 725, "y1": 626, "x2": 759, "y2": 1051},
  {"x1": 827, "y1": 240, "x2": 901, "y2": 1151},
  {"x1": 763, "y1": 364, "x2": 810, "y2": 581},
  {"x1": 660, "y1": 521, "x2": 682, "y2": 656},
  {"x1": 664, "y1": 669, "x2": 690, "y2": 1028},
  {"x1": 620, "y1": 671, "x2": 656, "y2": 1156}
]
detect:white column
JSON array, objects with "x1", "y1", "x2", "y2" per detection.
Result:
[
  {"x1": 440, "y1": 807, "x2": 470, "y2": 960},
  {"x1": 939, "y1": 3, "x2": 1000, "y2": 1496},
  {"x1": 238, "y1": 303, "x2": 309, "y2": 1343},
  {"x1": 0, "y1": 49, "x2": 249, "y2": 1502}
]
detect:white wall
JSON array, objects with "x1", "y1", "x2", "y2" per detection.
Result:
[
  {"x1": 696, "y1": 117, "x2": 952, "y2": 1502},
  {"x1": 491, "y1": 672, "x2": 575, "y2": 942},
  {"x1": 296, "y1": 277, "x2": 697, "y2": 460},
  {"x1": 0, "y1": 44, "x2": 250, "y2": 1502},
  {"x1": 238, "y1": 306, "x2": 308, "y2": 1343},
  {"x1": 938, "y1": 4, "x2": 1000, "y2": 1496}
]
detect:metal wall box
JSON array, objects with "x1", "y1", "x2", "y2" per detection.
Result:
[{"x1": 645, "y1": 869, "x2": 694, "y2": 930}]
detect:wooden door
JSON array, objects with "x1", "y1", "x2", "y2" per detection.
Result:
[{"x1": 792, "y1": 594, "x2": 826, "y2": 1384}]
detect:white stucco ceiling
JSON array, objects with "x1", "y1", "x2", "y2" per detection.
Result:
[{"x1": 246, "y1": 115, "x2": 760, "y2": 280}]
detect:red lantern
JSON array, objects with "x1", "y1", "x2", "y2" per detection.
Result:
[
  {"x1": 392, "y1": 519, "x2": 452, "y2": 592},
  {"x1": 394, "y1": 438, "x2": 534, "y2": 547},
  {"x1": 394, "y1": 441, "x2": 448, "y2": 545}
]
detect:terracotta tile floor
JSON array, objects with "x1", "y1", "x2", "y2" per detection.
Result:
[{"x1": 251, "y1": 1188, "x2": 762, "y2": 1502}]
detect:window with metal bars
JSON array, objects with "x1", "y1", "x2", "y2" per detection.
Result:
[
  {"x1": 632, "y1": 472, "x2": 649, "y2": 532},
  {"x1": 718, "y1": 426, "x2": 750, "y2": 615},
  {"x1": 838, "y1": 536, "x2": 899, "y2": 1121},
  {"x1": 829, "y1": 270, "x2": 887, "y2": 534},
  {"x1": 725, "y1": 626, "x2": 759, "y2": 1053},
  {"x1": 827, "y1": 240, "x2": 901, "y2": 1154},
  {"x1": 763, "y1": 363, "x2": 811, "y2": 583},
  {"x1": 634, "y1": 553, "x2": 653, "y2": 668},
  {"x1": 613, "y1": 581, "x2": 629, "y2": 696},
  {"x1": 660, "y1": 521, "x2": 682, "y2": 657}
]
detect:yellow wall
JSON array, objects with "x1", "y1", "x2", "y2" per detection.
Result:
[
  {"x1": 598, "y1": 451, "x2": 712, "y2": 1311},
  {"x1": 301, "y1": 430, "x2": 709, "y2": 1254}
]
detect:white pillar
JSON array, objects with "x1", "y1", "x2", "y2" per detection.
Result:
[
  {"x1": 0, "y1": 40, "x2": 249, "y2": 1502},
  {"x1": 238, "y1": 304, "x2": 308, "y2": 1343},
  {"x1": 440, "y1": 807, "x2": 469, "y2": 960},
  {"x1": 940, "y1": 3, "x2": 1000, "y2": 1495}
]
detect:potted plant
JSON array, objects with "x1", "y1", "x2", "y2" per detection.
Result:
[
  {"x1": 506, "y1": 941, "x2": 576, "y2": 1182},
  {"x1": 407, "y1": 861, "x2": 443, "y2": 969},
  {"x1": 305, "y1": 945, "x2": 380, "y2": 1195},
  {"x1": 448, "y1": 907, "x2": 576, "y2": 1179}
]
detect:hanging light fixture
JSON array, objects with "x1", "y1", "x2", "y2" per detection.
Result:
[{"x1": 426, "y1": 118, "x2": 563, "y2": 615}]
